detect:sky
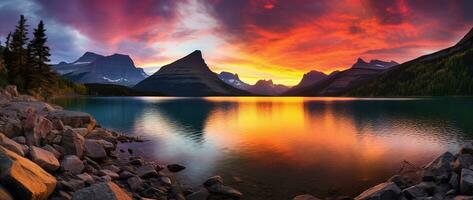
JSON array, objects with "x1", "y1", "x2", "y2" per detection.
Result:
[{"x1": 0, "y1": 0, "x2": 472, "y2": 85}]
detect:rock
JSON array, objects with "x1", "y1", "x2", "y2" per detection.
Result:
[
  {"x1": 72, "y1": 128, "x2": 89, "y2": 137},
  {"x1": 186, "y1": 188, "x2": 210, "y2": 200},
  {"x1": 207, "y1": 183, "x2": 243, "y2": 198},
  {"x1": 37, "y1": 116, "x2": 53, "y2": 139},
  {"x1": 403, "y1": 185, "x2": 428, "y2": 199},
  {"x1": 160, "y1": 176, "x2": 172, "y2": 186},
  {"x1": 61, "y1": 129, "x2": 85, "y2": 157},
  {"x1": 293, "y1": 194, "x2": 321, "y2": 200},
  {"x1": 127, "y1": 176, "x2": 143, "y2": 191},
  {"x1": 0, "y1": 118, "x2": 22, "y2": 138},
  {"x1": 454, "y1": 154, "x2": 473, "y2": 172},
  {"x1": 42, "y1": 144, "x2": 61, "y2": 159},
  {"x1": 61, "y1": 155, "x2": 85, "y2": 175},
  {"x1": 71, "y1": 182, "x2": 132, "y2": 200},
  {"x1": 203, "y1": 175, "x2": 224, "y2": 187},
  {"x1": 5, "y1": 85, "x2": 19, "y2": 97},
  {"x1": 355, "y1": 182, "x2": 402, "y2": 200},
  {"x1": 119, "y1": 171, "x2": 135, "y2": 179},
  {"x1": 30, "y1": 146, "x2": 60, "y2": 172},
  {"x1": 84, "y1": 139, "x2": 107, "y2": 160},
  {"x1": 57, "y1": 190, "x2": 72, "y2": 200},
  {"x1": 76, "y1": 173, "x2": 95, "y2": 185},
  {"x1": 62, "y1": 179, "x2": 85, "y2": 191},
  {"x1": 85, "y1": 128, "x2": 113, "y2": 139},
  {"x1": 137, "y1": 165, "x2": 158, "y2": 178},
  {"x1": 455, "y1": 196, "x2": 473, "y2": 200},
  {"x1": 167, "y1": 164, "x2": 186, "y2": 172},
  {"x1": 0, "y1": 146, "x2": 56, "y2": 200},
  {"x1": 0, "y1": 185, "x2": 14, "y2": 200},
  {"x1": 98, "y1": 169, "x2": 119, "y2": 180},
  {"x1": 461, "y1": 168, "x2": 473, "y2": 195},
  {"x1": 388, "y1": 175, "x2": 407, "y2": 189},
  {"x1": 451, "y1": 172, "x2": 460, "y2": 191},
  {"x1": 46, "y1": 110, "x2": 96, "y2": 131},
  {"x1": 52, "y1": 119, "x2": 65, "y2": 131},
  {"x1": 11, "y1": 136, "x2": 26, "y2": 144},
  {"x1": 423, "y1": 152, "x2": 455, "y2": 182},
  {"x1": 0, "y1": 132, "x2": 25, "y2": 156},
  {"x1": 129, "y1": 157, "x2": 144, "y2": 166},
  {"x1": 170, "y1": 184, "x2": 185, "y2": 200}
]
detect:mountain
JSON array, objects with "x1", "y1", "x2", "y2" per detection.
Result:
[
  {"x1": 248, "y1": 79, "x2": 290, "y2": 96},
  {"x1": 291, "y1": 70, "x2": 328, "y2": 89},
  {"x1": 218, "y1": 71, "x2": 251, "y2": 90},
  {"x1": 285, "y1": 58, "x2": 397, "y2": 96},
  {"x1": 133, "y1": 50, "x2": 251, "y2": 96},
  {"x1": 52, "y1": 52, "x2": 148, "y2": 86},
  {"x1": 349, "y1": 27, "x2": 473, "y2": 96}
]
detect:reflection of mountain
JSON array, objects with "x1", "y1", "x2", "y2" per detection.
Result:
[{"x1": 152, "y1": 99, "x2": 218, "y2": 143}]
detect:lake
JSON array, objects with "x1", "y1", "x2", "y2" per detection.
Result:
[{"x1": 53, "y1": 97, "x2": 473, "y2": 199}]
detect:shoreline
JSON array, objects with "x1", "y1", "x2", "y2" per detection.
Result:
[{"x1": 1, "y1": 85, "x2": 473, "y2": 200}]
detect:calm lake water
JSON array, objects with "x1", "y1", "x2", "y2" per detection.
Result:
[{"x1": 53, "y1": 97, "x2": 473, "y2": 199}]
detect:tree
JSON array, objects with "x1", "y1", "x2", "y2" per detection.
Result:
[
  {"x1": 28, "y1": 20, "x2": 55, "y2": 96},
  {"x1": 8, "y1": 15, "x2": 29, "y2": 91}
]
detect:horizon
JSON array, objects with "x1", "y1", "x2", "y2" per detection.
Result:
[{"x1": 1, "y1": 0, "x2": 472, "y2": 85}]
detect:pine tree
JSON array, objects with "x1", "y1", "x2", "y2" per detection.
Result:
[
  {"x1": 8, "y1": 15, "x2": 29, "y2": 91},
  {"x1": 28, "y1": 20, "x2": 55, "y2": 96}
]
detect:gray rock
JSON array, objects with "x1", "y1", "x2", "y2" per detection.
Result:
[
  {"x1": 461, "y1": 168, "x2": 473, "y2": 195},
  {"x1": 423, "y1": 152, "x2": 455, "y2": 182},
  {"x1": 160, "y1": 176, "x2": 172, "y2": 186},
  {"x1": 76, "y1": 173, "x2": 95, "y2": 185},
  {"x1": 0, "y1": 132, "x2": 24, "y2": 156},
  {"x1": 46, "y1": 110, "x2": 96, "y2": 131},
  {"x1": 187, "y1": 188, "x2": 210, "y2": 200},
  {"x1": 71, "y1": 182, "x2": 132, "y2": 200},
  {"x1": 61, "y1": 179, "x2": 85, "y2": 191},
  {"x1": 167, "y1": 164, "x2": 186, "y2": 172},
  {"x1": 84, "y1": 139, "x2": 107, "y2": 160},
  {"x1": 30, "y1": 146, "x2": 60, "y2": 172},
  {"x1": 11, "y1": 136, "x2": 26, "y2": 144},
  {"x1": 355, "y1": 182, "x2": 402, "y2": 200},
  {"x1": 137, "y1": 165, "x2": 158, "y2": 178},
  {"x1": 454, "y1": 154, "x2": 473, "y2": 172},
  {"x1": 203, "y1": 175, "x2": 224, "y2": 187},
  {"x1": 293, "y1": 194, "x2": 321, "y2": 200},
  {"x1": 61, "y1": 129, "x2": 85, "y2": 157},
  {"x1": 98, "y1": 169, "x2": 119, "y2": 180},
  {"x1": 403, "y1": 185, "x2": 428, "y2": 199},
  {"x1": 72, "y1": 128, "x2": 89, "y2": 137},
  {"x1": 119, "y1": 171, "x2": 135, "y2": 179},
  {"x1": 129, "y1": 157, "x2": 144, "y2": 166},
  {"x1": 388, "y1": 175, "x2": 407, "y2": 189},
  {"x1": 127, "y1": 176, "x2": 143, "y2": 191},
  {"x1": 0, "y1": 146, "x2": 56, "y2": 200},
  {"x1": 451, "y1": 172, "x2": 460, "y2": 191},
  {"x1": 42, "y1": 144, "x2": 61, "y2": 159},
  {"x1": 0, "y1": 118, "x2": 22, "y2": 138},
  {"x1": 61, "y1": 155, "x2": 85, "y2": 175},
  {"x1": 103, "y1": 165, "x2": 120, "y2": 173},
  {"x1": 207, "y1": 183, "x2": 243, "y2": 198}
]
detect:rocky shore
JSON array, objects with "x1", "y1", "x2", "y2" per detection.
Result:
[{"x1": 0, "y1": 85, "x2": 242, "y2": 200}]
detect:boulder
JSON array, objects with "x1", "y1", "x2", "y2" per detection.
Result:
[
  {"x1": 61, "y1": 179, "x2": 85, "y2": 191},
  {"x1": 186, "y1": 188, "x2": 210, "y2": 200},
  {"x1": 461, "y1": 168, "x2": 473, "y2": 195},
  {"x1": 0, "y1": 185, "x2": 14, "y2": 200},
  {"x1": 103, "y1": 165, "x2": 120, "y2": 173},
  {"x1": 42, "y1": 144, "x2": 61, "y2": 159},
  {"x1": 119, "y1": 171, "x2": 135, "y2": 180},
  {"x1": 0, "y1": 118, "x2": 22, "y2": 138},
  {"x1": 46, "y1": 110, "x2": 96, "y2": 130},
  {"x1": 98, "y1": 169, "x2": 119, "y2": 180},
  {"x1": 126, "y1": 176, "x2": 143, "y2": 191},
  {"x1": 459, "y1": 141, "x2": 473, "y2": 155},
  {"x1": 51, "y1": 119, "x2": 65, "y2": 131},
  {"x1": 167, "y1": 164, "x2": 186, "y2": 172},
  {"x1": 72, "y1": 128, "x2": 89, "y2": 137},
  {"x1": 160, "y1": 176, "x2": 172, "y2": 186},
  {"x1": 355, "y1": 182, "x2": 402, "y2": 200},
  {"x1": 293, "y1": 194, "x2": 321, "y2": 200},
  {"x1": 0, "y1": 146, "x2": 56, "y2": 200},
  {"x1": 37, "y1": 116, "x2": 53, "y2": 139},
  {"x1": 137, "y1": 165, "x2": 158, "y2": 178},
  {"x1": 403, "y1": 185, "x2": 428, "y2": 199},
  {"x1": 11, "y1": 136, "x2": 26, "y2": 144},
  {"x1": 76, "y1": 173, "x2": 95, "y2": 185},
  {"x1": 61, "y1": 129, "x2": 85, "y2": 157},
  {"x1": 84, "y1": 139, "x2": 107, "y2": 160},
  {"x1": 30, "y1": 146, "x2": 60, "y2": 172},
  {"x1": 203, "y1": 175, "x2": 224, "y2": 187},
  {"x1": 207, "y1": 183, "x2": 243, "y2": 198},
  {"x1": 61, "y1": 155, "x2": 85, "y2": 175},
  {"x1": 0, "y1": 132, "x2": 25, "y2": 156},
  {"x1": 71, "y1": 182, "x2": 132, "y2": 200},
  {"x1": 451, "y1": 172, "x2": 460, "y2": 191},
  {"x1": 129, "y1": 157, "x2": 144, "y2": 166},
  {"x1": 454, "y1": 154, "x2": 473, "y2": 172},
  {"x1": 423, "y1": 152, "x2": 455, "y2": 182}
]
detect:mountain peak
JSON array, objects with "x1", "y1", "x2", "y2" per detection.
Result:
[
  {"x1": 356, "y1": 58, "x2": 367, "y2": 64},
  {"x1": 75, "y1": 51, "x2": 104, "y2": 63}
]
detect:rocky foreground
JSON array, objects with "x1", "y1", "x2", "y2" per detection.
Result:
[
  {"x1": 0, "y1": 85, "x2": 242, "y2": 200},
  {"x1": 294, "y1": 146, "x2": 473, "y2": 199}
]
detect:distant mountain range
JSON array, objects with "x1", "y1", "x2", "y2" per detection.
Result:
[
  {"x1": 349, "y1": 27, "x2": 473, "y2": 96},
  {"x1": 285, "y1": 58, "x2": 398, "y2": 96},
  {"x1": 133, "y1": 50, "x2": 251, "y2": 96},
  {"x1": 53, "y1": 52, "x2": 148, "y2": 86},
  {"x1": 217, "y1": 72, "x2": 289, "y2": 95}
]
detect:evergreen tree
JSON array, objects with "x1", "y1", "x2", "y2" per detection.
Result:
[
  {"x1": 8, "y1": 15, "x2": 29, "y2": 91},
  {"x1": 28, "y1": 20, "x2": 55, "y2": 96}
]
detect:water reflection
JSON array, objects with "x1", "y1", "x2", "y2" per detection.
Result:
[{"x1": 54, "y1": 97, "x2": 473, "y2": 199}]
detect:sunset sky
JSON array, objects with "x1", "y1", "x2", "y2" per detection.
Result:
[{"x1": 1, "y1": 0, "x2": 472, "y2": 85}]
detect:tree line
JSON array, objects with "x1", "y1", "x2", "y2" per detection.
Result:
[{"x1": 0, "y1": 15, "x2": 85, "y2": 99}]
